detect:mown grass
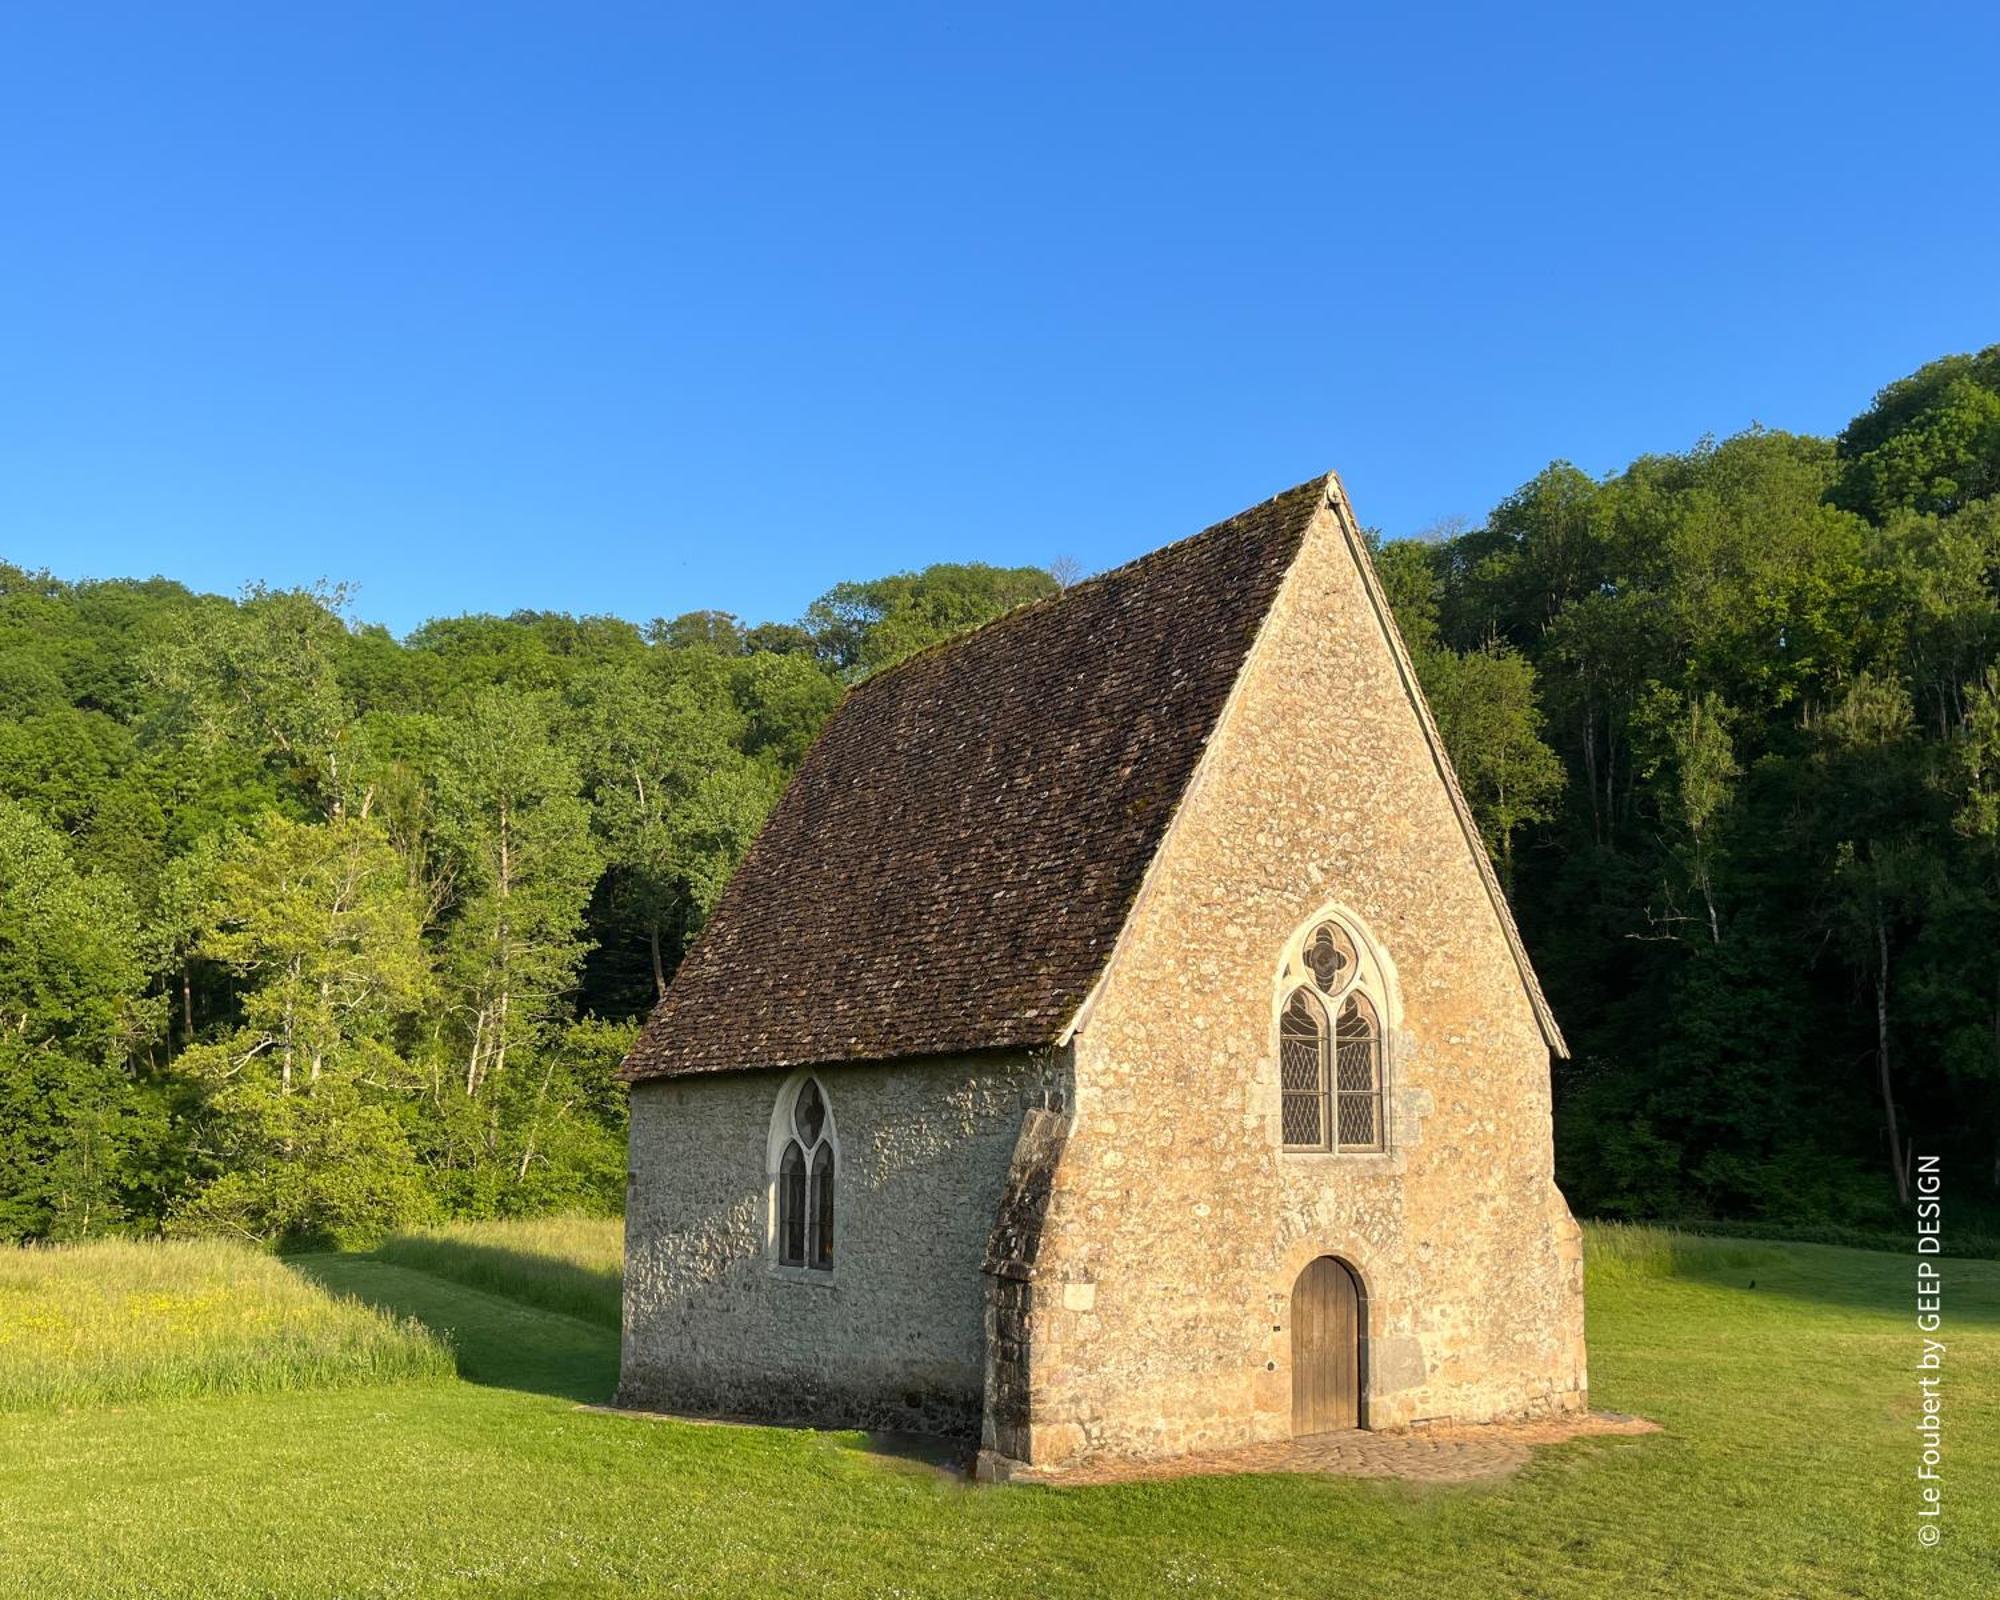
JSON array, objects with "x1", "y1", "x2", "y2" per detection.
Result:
[
  {"x1": 368, "y1": 1212, "x2": 624, "y2": 1327},
  {"x1": 0, "y1": 1237, "x2": 452, "y2": 1411},
  {"x1": 0, "y1": 1224, "x2": 1991, "y2": 1597}
]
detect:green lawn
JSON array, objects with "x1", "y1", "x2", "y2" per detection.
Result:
[{"x1": 0, "y1": 1225, "x2": 1991, "y2": 1598}]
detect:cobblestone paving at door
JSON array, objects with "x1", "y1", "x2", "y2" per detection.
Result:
[{"x1": 1013, "y1": 1412, "x2": 1659, "y2": 1487}]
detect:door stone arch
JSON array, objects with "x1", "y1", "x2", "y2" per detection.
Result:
[{"x1": 1290, "y1": 1255, "x2": 1367, "y2": 1434}]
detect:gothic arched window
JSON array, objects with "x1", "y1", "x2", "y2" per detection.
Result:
[
  {"x1": 1277, "y1": 915, "x2": 1390, "y2": 1153},
  {"x1": 774, "y1": 1076, "x2": 836, "y2": 1269}
]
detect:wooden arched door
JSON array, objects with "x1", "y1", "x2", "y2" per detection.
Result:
[{"x1": 1291, "y1": 1256, "x2": 1362, "y2": 1434}]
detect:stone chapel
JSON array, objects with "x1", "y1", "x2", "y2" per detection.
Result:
[{"x1": 615, "y1": 473, "x2": 1588, "y2": 1477}]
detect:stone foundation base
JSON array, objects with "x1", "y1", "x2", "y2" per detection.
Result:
[
  {"x1": 612, "y1": 1372, "x2": 979, "y2": 1441},
  {"x1": 979, "y1": 1408, "x2": 1650, "y2": 1487}
]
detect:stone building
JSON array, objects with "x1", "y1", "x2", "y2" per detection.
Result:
[{"x1": 616, "y1": 473, "x2": 1588, "y2": 1477}]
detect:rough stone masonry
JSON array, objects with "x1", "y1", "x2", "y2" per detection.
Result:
[{"x1": 616, "y1": 473, "x2": 1588, "y2": 1476}]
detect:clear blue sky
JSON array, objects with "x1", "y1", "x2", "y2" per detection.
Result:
[{"x1": 3, "y1": 4, "x2": 1995, "y2": 636}]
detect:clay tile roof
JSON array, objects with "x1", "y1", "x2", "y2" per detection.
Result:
[{"x1": 619, "y1": 475, "x2": 1331, "y2": 1081}]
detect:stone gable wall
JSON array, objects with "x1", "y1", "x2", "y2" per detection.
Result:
[
  {"x1": 1004, "y1": 496, "x2": 1588, "y2": 1468},
  {"x1": 619, "y1": 1048, "x2": 1066, "y2": 1438}
]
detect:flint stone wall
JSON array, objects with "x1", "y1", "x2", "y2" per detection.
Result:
[{"x1": 618, "y1": 1050, "x2": 1065, "y2": 1437}]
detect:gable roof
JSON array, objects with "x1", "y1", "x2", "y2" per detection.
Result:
[
  {"x1": 619, "y1": 475, "x2": 1328, "y2": 1081},
  {"x1": 620, "y1": 472, "x2": 1566, "y2": 1084},
  {"x1": 1320, "y1": 477, "x2": 1568, "y2": 1059}
]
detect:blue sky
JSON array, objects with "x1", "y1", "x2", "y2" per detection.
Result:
[{"x1": 2, "y1": 3, "x2": 1995, "y2": 636}]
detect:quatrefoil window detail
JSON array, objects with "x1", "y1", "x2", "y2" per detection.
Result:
[{"x1": 1304, "y1": 922, "x2": 1358, "y2": 995}]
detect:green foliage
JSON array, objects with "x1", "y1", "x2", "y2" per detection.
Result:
[
  {"x1": 0, "y1": 799, "x2": 150, "y2": 1055},
  {"x1": 1834, "y1": 344, "x2": 2000, "y2": 518},
  {"x1": 1421, "y1": 642, "x2": 1565, "y2": 882},
  {"x1": 0, "y1": 540, "x2": 1045, "y2": 1241},
  {"x1": 803, "y1": 561, "x2": 1058, "y2": 677},
  {"x1": 148, "y1": 583, "x2": 364, "y2": 820},
  {"x1": 1375, "y1": 534, "x2": 1564, "y2": 880},
  {"x1": 0, "y1": 802, "x2": 156, "y2": 1239},
  {"x1": 9, "y1": 344, "x2": 2000, "y2": 1241},
  {"x1": 1380, "y1": 346, "x2": 2000, "y2": 1229}
]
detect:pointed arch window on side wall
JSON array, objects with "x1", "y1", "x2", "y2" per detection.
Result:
[
  {"x1": 1279, "y1": 916, "x2": 1389, "y2": 1153},
  {"x1": 775, "y1": 1076, "x2": 836, "y2": 1269}
]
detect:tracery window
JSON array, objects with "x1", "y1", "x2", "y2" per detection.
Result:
[
  {"x1": 1278, "y1": 915, "x2": 1389, "y2": 1153},
  {"x1": 774, "y1": 1076, "x2": 835, "y2": 1269}
]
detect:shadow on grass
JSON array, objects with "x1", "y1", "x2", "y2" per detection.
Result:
[
  {"x1": 1586, "y1": 1230, "x2": 2000, "y2": 1324},
  {"x1": 289, "y1": 1253, "x2": 620, "y2": 1404},
  {"x1": 369, "y1": 1234, "x2": 623, "y2": 1329}
]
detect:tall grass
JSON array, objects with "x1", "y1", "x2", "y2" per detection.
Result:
[
  {"x1": 370, "y1": 1214, "x2": 625, "y2": 1328},
  {"x1": 1581, "y1": 1221, "x2": 1779, "y2": 1282},
  {"x1": 0, "y1": 1237, "x2": 452, "y2": 1411}
]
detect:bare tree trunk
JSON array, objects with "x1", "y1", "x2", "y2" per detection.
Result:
[
  {"x1": 1698, "y1": 862, "x2": 1720, "y2": 945},
  {"x1": 1582, "y1": 703, "x2": 1602, "y2": 845},
  {"x1": 493, "y1": 802, "x2": 512, "y2": 1084},
  {"x1": 311, "y1": 975, "x2": 329, "y2": 1085},
  {"x1": 1605, "y1": 735, "x2": 1616, "y2": 835},
  {"x1": 466, "y1": 1009, "x2": 485, "y2": 1098},
  {"x1": 650, "y1": 923, "x2": 667, "y2": 1000},
  {"x1": 516, "y1": 1060, "x2": 560, "y2": 1181},
  {"x1": 1877, "y1": 912, "x2": 1910, "y2": 1207},
  {"x1": 182, "y1": 963, "x2": 195, "y2": 1042}
]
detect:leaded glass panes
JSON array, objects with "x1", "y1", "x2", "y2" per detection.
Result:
[
  {"x1": 1282, "y1": 1093, "x2": 1326, "y2": 1148},
  {"x1": 1334, "y1": 993, "x2": 1384, "y2": 1152},
  {"x1": 1280, "y1": 991, "x2": 1324, "y2": 1092},
  {"x1": 777, "y1": 1077, "x2": 836, "y2": 1270},
  {"x1": 778, "y1": 1141, "x2": 807, "y2": 1265},
  {"x1": 1280, "y1": 988, "x2": 1328, "y2": 1150},
  {"x1": 809, "y1": 1143, "x2": 835, "y2": 1269},
  {"x1": 1335, "y1": 1091, "x2": 1381, "y2": 1148},
  {"x1": 1281, "y1": 927, "x2": 1388, "y2": 1154},
  {"x1": 1334, "y1": 995, "x2": 1377, "y2": 1090}
]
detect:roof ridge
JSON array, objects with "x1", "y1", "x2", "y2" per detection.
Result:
[
  {"x1": 842, "y1": 472, "x2": 1334, "y2": 700},
  {"x1": 622, "y1": 471, "x2": 1328, "y2": 1081}
]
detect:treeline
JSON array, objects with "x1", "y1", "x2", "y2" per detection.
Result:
[
  {"x1": 5, "y1": 346, "x2": 1996, "y2": 1245},
  {"x1": 0, "y1": 561, "x2": 1053, "y2": 1242},
  {"x1": 1377, "y1": 345, "x2": 2000, "y2": 1231}
]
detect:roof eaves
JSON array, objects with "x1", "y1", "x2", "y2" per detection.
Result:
[{"x1": 1322, "y1": 475, "x2": 1570, "y2": 1058}]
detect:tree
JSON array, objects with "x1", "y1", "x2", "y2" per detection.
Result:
[
  {"x1": 1633, "y1": 689, "x2": 1739, "y2": 944},
  {"x1": 803, "y1": 562, "x2": 1058, "y2": 678},
  {"x1": 1422, "y1": 643, "x2": 1566, "y2": 886},
  {"x1": 428, "y1": 691, "x2": 600, "y2": 1195},
  {"x1": 148, "y1": 583, "x2": 362, "y2": 819},
  {"x1": 1809, "y1": 674, "x2": 1929, "y2": 1207},
  {"x1": 1376, "y1": 534, "x2": 1565, "y2": 883},
  {"x1": 1834, "y1": 345, "x2": 2000, "y2": 519},
  {"x1": 567, "y1": 663, "x2": 760, "y2": 999},
  {"x1": 0, "y1": 800, "x2": 153, "y2": 1238},
  {"x1": 170, "y1": 812, "x2": 432, "y2": 1242}
]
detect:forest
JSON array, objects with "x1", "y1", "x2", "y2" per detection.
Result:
[{"x1": 2, "y1": 344, "x2": 1996, "y2": 1244}]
